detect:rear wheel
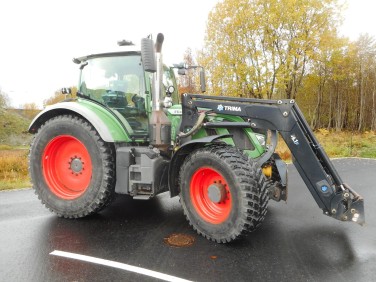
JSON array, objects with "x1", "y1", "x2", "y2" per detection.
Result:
[
  {"x1": 29, "y1": 115, "x2": 115, "y2": 218},
  {"x1": 179, "y1": 145, "x2": 269, "y2": 243}
]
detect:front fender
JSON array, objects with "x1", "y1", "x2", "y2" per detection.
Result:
[
  {"x1": 29, "y1": 99, "x2": 131, "y2": 142},
  {"x1": 168, "y1": 134, "x2": 231, "y2": 197}
]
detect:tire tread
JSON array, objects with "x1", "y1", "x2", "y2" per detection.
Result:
[{"x1": 179, "y1": 144, "x2": 269, "y2": 243}]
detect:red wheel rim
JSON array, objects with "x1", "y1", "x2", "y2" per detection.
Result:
[
  {"x1": 42, "y1": 135, "x2": 92, "y2": 199},
  {"x1": 190, "y1": 167, "x2": 232, "y2": 224}
]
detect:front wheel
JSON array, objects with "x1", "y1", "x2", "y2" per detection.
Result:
[
  {"x1": 29, "y1": 115, "x2": 115, "y2": 218},
  {"x1": 179, "y1": 145, "x2": 269, "y2": 243}
]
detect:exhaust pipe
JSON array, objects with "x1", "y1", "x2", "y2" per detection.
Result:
[
  {"x1": 153, "y1": 33, "x2": 164, "y2": 111},
  {"x1": 145, "y1": 33, "x2": 171, "y2": 151}
]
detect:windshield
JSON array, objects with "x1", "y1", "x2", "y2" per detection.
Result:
[
  {"x1": 79, "y1": 55, "x2": 148, "y2": 137},
  {"x1": 79, "y1": 55, "x2": 145, "y2": 101}
]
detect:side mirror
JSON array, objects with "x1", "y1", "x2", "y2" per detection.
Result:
[
  {"x1": 61, "y1": 88, "x2": 72, "y2": 95},
  {"x1": 141, "y1": 38, "x2": 156, "y2": 72},
  {"x1": 173, "y1": 62, "x2": 187, "y2": 69},
  {"x1": 178, "y1": 69, "x2": 187, "y2": 75}
]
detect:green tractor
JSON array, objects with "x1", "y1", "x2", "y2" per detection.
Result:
[{"x1": 29, "y1": 34, "x2": 364, "y2": 243}]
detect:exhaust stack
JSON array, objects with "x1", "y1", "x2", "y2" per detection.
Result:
[
  {"x1": 147, "y1": 33, "x2": 171, "y2": 151},
  {"x1": 153, "y1": 33, "x2": 164, "y2": 111}
]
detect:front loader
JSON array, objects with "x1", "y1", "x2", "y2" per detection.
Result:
[{"x1": 29, "y1": 33, "x2": 364, "y2": 243}]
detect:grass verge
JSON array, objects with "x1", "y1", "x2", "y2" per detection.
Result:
[
  {"x1": 276, "y1": 129, "x2": 376, "y2": 161},
  {"x1": 0, "y1": 149, "x2": 31, "y2": 191}
]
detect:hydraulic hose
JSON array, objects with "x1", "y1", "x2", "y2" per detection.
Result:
[{"x1": 178, "y1": 112, "x2": 206, "y2": 138}]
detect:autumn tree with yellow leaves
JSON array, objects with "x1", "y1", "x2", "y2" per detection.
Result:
[
  {"x1": 200, "y1": 0, "x2": 342, "y2": 99},
  {"x1": 178, "y1": 48, "x2": 199, "y2": 94}
]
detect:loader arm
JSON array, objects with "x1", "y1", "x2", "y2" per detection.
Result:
[{"x1": 179, "y1": 93, "x2": 365, "y2": 225}]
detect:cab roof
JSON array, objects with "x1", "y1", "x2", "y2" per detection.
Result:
[{"x1": 73, "y1": 45, "x2": 141, "y2": 64}]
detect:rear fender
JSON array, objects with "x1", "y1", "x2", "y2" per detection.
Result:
[
  {"x1": 29, "y1": 100, "x2": 131, "y2": 142},
  {"x1": 168, "y1": 134, "x2": 231, "y2": 197}
]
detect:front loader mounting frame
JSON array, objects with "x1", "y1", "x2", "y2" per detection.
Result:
[{"x1": 179, "y1": 93, "x2": 365, "y2": 225}]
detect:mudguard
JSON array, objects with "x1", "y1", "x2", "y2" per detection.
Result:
[{"x1": 29, "y1": 99, "x2": 131, "y2": 142}]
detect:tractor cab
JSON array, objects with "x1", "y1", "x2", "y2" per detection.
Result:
[
  {"x1": 75, "y1": 50, "x2": 179, "y2": 139},
  {"x1": 78, "y1": 53, "x2": 149, "y2": 137}
]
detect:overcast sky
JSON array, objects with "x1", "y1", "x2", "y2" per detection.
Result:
[{"x1": 0, "y1": 0, "x2": 375, "y2": 108}]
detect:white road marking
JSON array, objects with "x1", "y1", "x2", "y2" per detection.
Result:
[{"x1": 50, "y1": 250, "x2": 193, "y2": 282}]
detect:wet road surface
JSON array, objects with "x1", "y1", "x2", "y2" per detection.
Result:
[{"x1": 1, "y1": 158, "x2": 375, "y2": 282}]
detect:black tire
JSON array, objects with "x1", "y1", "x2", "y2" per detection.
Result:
[
  {"x1": 179, "y1": 145, "x2": 269, "y2": 243},
  {"x1": 29, "y1": 115, "x2": 115, "y2": 218}
]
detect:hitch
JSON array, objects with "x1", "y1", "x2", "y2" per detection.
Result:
[{"x1": 329, "y1": 184, "x2": 365, "y2": 225}]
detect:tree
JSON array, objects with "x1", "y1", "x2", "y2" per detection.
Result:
[
  {"x1": 296, "y1": 33, "x2": 376, "y2": 132},
  {"x1": 200, "y1": 0, "x2": 342, "y2": 100},
  {"x1": 178, "y1": 48, "x2": 199, "y2": 94},
  {"x1": 21, "y1": 102, "x2": 40, "y2": 120},
  {"x1": 353, "y1": 34, "x2": 376, "y2": 131},
  {"x1": 0, "y1": 88, "x2": 10, "y2": 109},
  {"x1": 298, "y1": 35, "x2": 350, "y2": 130}
]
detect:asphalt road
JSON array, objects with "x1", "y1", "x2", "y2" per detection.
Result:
[{"x1": 1, "y1": 158, "x2": 375, "y2": 282}]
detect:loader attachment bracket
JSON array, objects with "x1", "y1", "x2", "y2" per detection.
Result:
[{"x1": 329, "y1": 185, "x2": 365, "y2": 225}]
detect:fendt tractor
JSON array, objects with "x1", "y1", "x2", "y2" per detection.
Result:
[{"x1": 29, "y1": 33, "x2": 365, "y2": 243}]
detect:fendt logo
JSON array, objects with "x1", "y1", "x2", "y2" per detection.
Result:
[{"x1": 217, "y1": 104, "x2": 241, "y2": 112}]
